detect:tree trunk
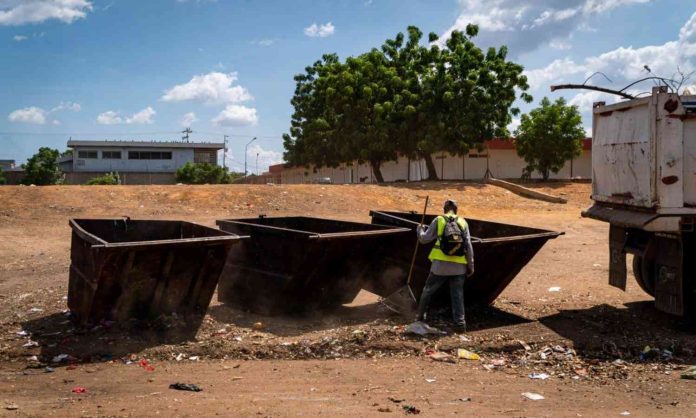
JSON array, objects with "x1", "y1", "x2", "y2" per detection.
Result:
[
  {"x1": 370, "y1": 160, "x2": 385, "y2": 183},
  {"x1": 542, "y1": 168, "x2": 550, "y2": 181},
  {"x1": 423, "y1": 154, "x2": 439, "y2": 181}
]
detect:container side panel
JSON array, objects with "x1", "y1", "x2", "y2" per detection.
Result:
[
  {"x1": 684, "y1": 118, "x2": 696, "y2": 206},
  {"x1": 656, "y1": 93, "x2": 685, "y2": 209},
  {"x1": 592, "y1": 103, "x2": 653, "y2": 208}
]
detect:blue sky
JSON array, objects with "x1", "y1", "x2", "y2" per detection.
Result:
[{"x1": 1, "y1": 0, "x2": 695, "y2": 172}]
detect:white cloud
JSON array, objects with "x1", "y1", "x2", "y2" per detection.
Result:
[
  {"x1": 161, "y1": 72, "x2": 252, "y2": 105},
  {"x1": 96, "y1": 107, "x2": 155, "y2": 125},
  {"x1": 524, "y1": 11, "x2": 696, "y2": 94},
  {"x1": 212, "y1": 105, "x2": 258, "y2": 127},
  {"x1": 304, "y1": 22, "x2": 335, "y2": 38},
  {"x1": 96, "y1": 110, "x2": 122, "y2": 125},
  {"x1": 8, "y1": 107, "x2": 46, "y2": 124},
  {"x1": 180, "y1": 112, "x2": 198, "y2": 127},
  {"x1": 126, "y1": 106, "x2": 156, "y2": 124},
  {"x1": 442, "y1": 0, "x2": 651, "y2": 55},
  {"x1": 0, "y1": 0, "x2": 93, "y2": 26},
  {"x1": 567, "y1": 91, "x2": 618, "y2": 110},
  {"x1": 52, "y1": 119, "x2": 61, "y2": 125},
  {"x1": 50, "y1": 101, "x2": 81, "y2": 112},
  {"x1": 247, "y1": 144, "x2": 282, "y2": 174},
  {"x1": 549, "y1": 38, "x2": 572, "y2": 50},
  {"x1": 13, "y1": 34, "x2": 27, "y2": 41},
  {"x1": 507, "y1": 117, "x2": 521, "y2": 133}
]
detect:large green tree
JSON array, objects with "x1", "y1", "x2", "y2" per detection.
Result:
[
  {"x1": 22, "y1": 147, "x2": 62, "y2": 185},
  {"x1": 515, "y1": 97, "x2": 585, "y2": 180},
  {"x1": 0, "y1": 167, "x2": 6, "y2": 185},
  {"x1": 283, "y1": 24, "x2": 531, "y2": 182}
]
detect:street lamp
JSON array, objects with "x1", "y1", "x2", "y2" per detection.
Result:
[
  {"x1": 256, "y1": 152, "x2": 259, "y2": 176},
  {"x1": 244, "y1": 137, "x2": 256, "y2": 177}
]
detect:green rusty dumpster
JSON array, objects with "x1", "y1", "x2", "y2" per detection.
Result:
[{"x1": 68, "y1": 218, "x2": 244, "y2": 326}]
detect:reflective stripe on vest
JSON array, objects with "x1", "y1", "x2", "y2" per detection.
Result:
[{"x1": 428, "y1": 214, "x2": 469, "y2": 264}]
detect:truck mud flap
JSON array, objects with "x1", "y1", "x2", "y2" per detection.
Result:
[{"x1": 608, "y1": 225, "x2": 627, "y2": 290}]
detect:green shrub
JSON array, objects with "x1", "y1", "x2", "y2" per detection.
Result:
[
  {"x1": 176, "y1": 162, "x2": 232, "y2": 184},
  {"x1": 0, "y1": 167, "x2": 6, "y2": 185},
  {"x1": 86, "y1": 172, "x2": 120, "y2": 185}
]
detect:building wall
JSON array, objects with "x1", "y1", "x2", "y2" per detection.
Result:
[
  {"x1": 277, "y1": 150, "x2": 592, "y2": 184},
  {"x1": 72, "y1": 147, "x2": 194, "y2": 173}
]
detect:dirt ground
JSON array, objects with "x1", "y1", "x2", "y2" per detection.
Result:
[{"x1": 1, "y1": 182, "x2": 695, "y2": 417}]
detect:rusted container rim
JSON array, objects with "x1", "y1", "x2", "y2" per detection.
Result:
[
  {"x1": 69, "y1": 219, "x2": 246, "y2": 249},
  {"x1": 369, "y1": 211, "x2": 563, "y2": 243},
  {"x1": 216, "y1": 217, "x2": 410, "y2": 241}
]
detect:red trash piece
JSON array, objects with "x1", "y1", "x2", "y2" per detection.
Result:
[
  {"x1": 66, "y1": 364, "x2": 77, "y2": 370},
  {"x1": 139, "y1": 359, "x2": 155, "y2": 372},
  {"x1": 72, "y1": 387, "x2": 87, "y2": 394}
]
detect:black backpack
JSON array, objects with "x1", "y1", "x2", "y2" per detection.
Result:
[{"x1": 439, "y1": 216, "x2": 467, "y2": 257}]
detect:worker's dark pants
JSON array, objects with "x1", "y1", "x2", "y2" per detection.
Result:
[{"x1": 416, "y1": 273, "x2": 466, "y2": 327}]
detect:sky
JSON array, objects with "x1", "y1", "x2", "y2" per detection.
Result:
[{"x1": 1, "y1": 0, "x2": 696, "y2": 173}]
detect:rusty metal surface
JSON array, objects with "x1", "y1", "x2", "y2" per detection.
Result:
[
  {"x1": 68, "y1": 218, "x2": 243, "y2": 327},
  {"x1": 216, "y1": 216, "x2": 410, "y2": 314},
  {"x1": 368, "y1": 211, "x2": 563, "y2": 307}
]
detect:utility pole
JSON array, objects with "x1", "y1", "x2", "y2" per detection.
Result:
[
  {"x1": 256, "y1": 152, "x2": 259, "y2": 176},
  {"x1": 223, "y1": 135, "x2": 229, "y2": 170},
  {"x1": 244, "y1": 137, "x2": 257, "y2": 177},
  {"x1": 181, "y1": 128, "x2": 192, "y2": 142}
]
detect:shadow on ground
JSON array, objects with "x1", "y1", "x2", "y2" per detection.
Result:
[
  {"x1": 539, "y1": 302, "x2": 696, "y2": 362},
  {"x1": 21, "y1": 312, "x2": 200, "y2": 368}
]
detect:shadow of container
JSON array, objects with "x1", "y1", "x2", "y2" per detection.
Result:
[
  {"x1": 368, "y1": 211, "x2": 563, "y2": 306},
  {"x1": 68, "y1": 218, "x2": 244, "y2": 333},
  {"x1": 216, "y1": 216, "x2": 410, "y2": 315}
]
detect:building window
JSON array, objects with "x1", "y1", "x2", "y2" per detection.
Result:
[
  {"x1": 102, "y1": 151, "x2": 122, "y2": 159},
  {"x1": 77, "y1": 150, "x2": 98, "y2": 159},
  {"x1": 128, "y1": 151, "x2": 173, "y2": 160}
]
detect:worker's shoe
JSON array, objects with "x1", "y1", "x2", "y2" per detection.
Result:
[{"x1": 453, "y1": 323, "x2": 467, "y2": 333}]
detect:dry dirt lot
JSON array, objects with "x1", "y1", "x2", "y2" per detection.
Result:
[{"x1": 0, "y1": 182, "x2": 695, "y2": 417}]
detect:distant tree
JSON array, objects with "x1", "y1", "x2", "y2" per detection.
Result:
[
  {"x1": 22, "y1": 147, "x2": 62, "y2": 185},
  {"x1": 515, "y1": 97, "x2": 585, "y2": 180},
  {"x1": 176, "y1": 162, "x2": 231, "y2": 184},
  {"x1": 61, "y1": 149, "x2": 73, "y2": 157},
  {"x1": 86, "y1": 172, "x2": 120, "y2": 185},
  {"x1": 0, "y1": 167, "x2": 6, "y2": 185}
]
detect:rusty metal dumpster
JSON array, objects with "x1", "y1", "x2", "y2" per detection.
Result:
[
  {"x1": 216, "y1": 216, "x2": 410, "y2": 314},
  {"x1": 68, "y1": 218, "x2": 244, "y2": 327},
  {"x1": 369, "y1": 211, "x2": 563, "y2": 306}
]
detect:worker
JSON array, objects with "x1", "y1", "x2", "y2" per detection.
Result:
[{"x1": 416, "y1": 199, "x2": 474, "y2": 331}]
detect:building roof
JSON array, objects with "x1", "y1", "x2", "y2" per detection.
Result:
[{"x1": 67, "y1": 140, "x2": 224, "y2": 150}]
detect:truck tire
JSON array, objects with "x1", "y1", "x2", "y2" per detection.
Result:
[{"x1": 633, "y1": 255, "x2": 656, "y2": 297}]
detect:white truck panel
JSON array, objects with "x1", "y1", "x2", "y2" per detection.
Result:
[{"x1": 592, "y1": 87, "x2": 696, "y2": 212}]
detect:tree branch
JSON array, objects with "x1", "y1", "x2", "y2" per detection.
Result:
[{"x1": 550, "y1": 84, "x2": 636, "y2": 100}]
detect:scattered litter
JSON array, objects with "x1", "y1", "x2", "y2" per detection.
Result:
[
  {"x1": 52, "y1": 354, "x2": 69, "y2": 363},
  {"x1": 16, "y1": 330, "x2": 28, "y2": 337},
  {"x1": 22, "y1": 340, "x2": 39, "y2": 348},
  {"x1": 406, "y1": 321, "x2": 444, "y2": 336},
  {"x1": 490, "y1": 359, "x2": 506, "y2": 366},
  {"x1": 518, "y1": 340, "x2": 532, "y2": 351},
  {"x1": 548, "y1": 286, "x2": 561, "y2": 292},
  {"x1": 377, "y1": 407, "x2": 391, "y2": 413},
  {"x1": 593, "y1": 263, "x2": 601, "y2": 267},
  {"x1": 28, "y1": 308, "x2": 43, "y2": 313},
  {"x1": 528, "y1": 373, "x2": 550, "y2": 380},
  {"x1": 71, "y1": 387, "x2": 87, "y2": 394},
  {"x1": 230, "y1": 377, "x2": 243, "y2": 381},
  {"x1": 175, "y1": 353, "x2": 184, "y2": 362},
  {"x1": 188, "y1": 356, "x2": 199, "y2": 361},
  {"x1": 5, "y1": 405, "x2": 19, "y2": 411},
  {"x1": 521, "y1": 392, "x2": 544, "y2": 401},
  {"x1": 139, "y1": 359, "x2": 155, "y2": 372},
  {"x1": 457, "y1": 349, "x2": 480, "y2": 360},
  {"x1": 458, "y1": 335, "x2": 471, "y2": 342},
  {"x1": 425, "y1": 378, "x2": 436, "y2": 383},
  {"x1": 26, "y1": 355, "x2": 38, "y2": 362},
  {"x1": 44, "y1": 367, "x2": 54, "y2": 373},
  {"x1": 402, "y1": 405, "x2": 421, "y2": 415},
  {"x1": 252, "y1": 322, "x2": 264, "y2": 330},
  {"x1": 458, "y1": 397, "x2": 471, "y2": 402},
  {"x1": 620, "y1": 412, "x2": 630, "y2": 416},
  {"x1": 388, "y1": 397, "x2": 404, "y2": 403},
  {"x1": 681, "y1": 366, "x2": 696, "y2": 380},
  {"x1": 428, "y1": 352, "x2": 456, "y2": 364},
  {"x1": 169, "y1": 383, "x2": 202, "y2": 392}
]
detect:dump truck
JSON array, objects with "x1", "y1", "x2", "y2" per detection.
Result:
[{"x1": 583, "y1": 86, "x2": 696, "y2": 317}]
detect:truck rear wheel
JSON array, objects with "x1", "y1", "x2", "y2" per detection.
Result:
[{"x1": 633, "y1": 255, "x2": 656, "y2": 297}]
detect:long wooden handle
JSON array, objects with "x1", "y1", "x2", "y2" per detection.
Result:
[{"x1": 407, "y1": 195, "x2": 429, "y2": 286}]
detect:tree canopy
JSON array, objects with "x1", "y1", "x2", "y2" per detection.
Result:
[
  {"x1": 283, "y1": 24, "x2": 532, "y2": 182},
  {"x1": 175, "y1": 162, "x2": 239, "y2": 184},
  {"x1": 22, "y1": 147, "x2": 62, "y2": 185},
  {"x1": 514, "y1": 97, "x2": 585, "y2": 180},
  {"x1": 0, "y1": 167, "x2": 6, "y2": 185}
]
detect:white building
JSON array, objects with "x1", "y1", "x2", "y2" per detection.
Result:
[{"x1": 274, "y1": 139, "x2": 592, "y2": 184}]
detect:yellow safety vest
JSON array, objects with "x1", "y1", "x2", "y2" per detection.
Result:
[{"x1": 428, "y1": 214, "x2": 469, "y2": 264}]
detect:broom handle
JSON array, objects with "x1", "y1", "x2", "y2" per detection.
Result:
[{"x1": 407, "y1": 195, "x2": 429, "y2": 286}]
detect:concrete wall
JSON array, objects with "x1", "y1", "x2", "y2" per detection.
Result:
[
  {"x1": 72, "y1": 147, "x2": 194, "y2": 173},
  {"x1": 278, "y1": 150, "x2": 592, "y2": 184}
]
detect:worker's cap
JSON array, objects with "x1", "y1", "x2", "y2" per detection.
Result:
[{"x1": 443, "y1": 199, "x2": 458, "y2": 209}]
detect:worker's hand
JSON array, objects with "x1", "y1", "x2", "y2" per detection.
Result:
[{"x1": 467, "y1": 265, "x2": 475, "y2": 277}]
